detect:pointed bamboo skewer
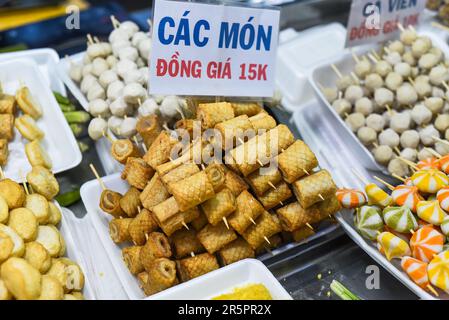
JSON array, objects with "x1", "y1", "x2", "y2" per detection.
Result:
[
  {"x1": 330, "y1": 64, "x2": 343, "y2": 79},
  {"x1": 0, "y1": 166, "x2": 4, "y2": 179},
  {"x1": 373, "y1": 176, "x2": 394, "y2": 191},
  {"x1": 89, "y1": 163, "x2": 106, "y2": 191}
]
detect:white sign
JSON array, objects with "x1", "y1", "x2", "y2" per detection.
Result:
[
  {"x1": 345, "y1": 0, "x2": 425, "y2": 47},
  {"x1": 149, "y1": 0, "x2": 280, "y2": 97}
]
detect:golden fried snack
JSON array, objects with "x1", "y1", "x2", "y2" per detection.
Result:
[
  {"x1": 0, "y1": 94, "x2": 16, "y2": 114},
  {"x1": 16, "y1": 86, "x2": 42, "y2": 119},
  {"x1": 291, "y1": 226, "x2": 316, "y2": 242},
  {"x1": 0, "y1": 139, "x2": 8, "y2": 166},
  {"x1": 143, "y1": 258, "x2": 178, "y2": 295},
  {"x1": 218, "y1": 238, "x2": 255, "y2": 265},
  {"x1": 224, "y1": 152, "x2": 240, "y2": 173},
  {"x1": 109, "y1": 218, "x2": 132, "y2": 243},
  {"x1": 140, "y1": 173, "x2": 170, "y2": 210},
  {"x1": 151, "y1": 197, "x2": 180, "y2": 225},
  {"x1": 292, "y1": 169, "x2": 337, "y2": 209},
  {"x1": 122, "y1": 246, "x2": 144, "y2": 275},
  {"x1": 171, "y1": 229, "x2": 205, "y2": 258},
  {"x1": 159, "y1": 207, "x2": 200, "y2": 237},
  {"x1": 26, "y1": 166, "x2": 59, "y2": 200},
  {"x1": 38, "y1": 275, "x2": 63, "y2": 300},
  {"x1": 128, "y1": 209, "x2": 158, "y2": 246},
  {"x1": 247, "y1": 166, "x2": 282, "y2": 196},
  {"x1": 204, "y1": 163, "x2": 226, "y2": 192},
  {"x1": 24, "y1": 242, "x2": 51, "y2": 273},
  {"x1": 140, "y1": 232, "x2": 172, "y2": 271},
  {"x1": 201, "y1": 188, "x2": 236, "y2": 226},
  {"x1": 314, "y1": 195, "x2": 341, "y2": 220},
  {"x1": 137, "y1": 271, "x2": 148, "y2": 288},
  {"x1": 242, "y1": 211, "x2": 282, "y2": 249},
  {"x1": 35, "y1": 225, "x2": 63, "y2": 257},
  {"x1": 111, "y1": 139, "x2": 142, "y2": 164},
  {"x1": 119, "y1": 187, "x2": 141, "y2": 218},
  {"x1": 100, "y1": 189, "x2": 125, "y2": 218},
  {"x1": 0, "y1": 279, "x2": 12, "y2": 300},
  {"x1": 255, "y1": 234, "x2": 283, "y2": 255},
  {"x1": 50, "y1": 258, "x2": 85, "y2": 292},
  {"x1": 197, "y1": 222, "x2": 237, "y2": 254},
  {"x1": 197, "y1": 102, "x2": 235, "y2": 129},
  {"x1": 229, "y1": 190, "x2": 264, "y2": 235},
  {"x1": 0, "y1": 114, "x2": 14, "y2": 141},
  {"x1": 0, "y1": 195, "x2": 8, "y2": 224},
  {"x1": 143, "y1": 131, "x2": 179, "y2": 169},
  {"x1": 170, "y1": 171, "x2": 215, "y2": 211},
  {"x1": 25, "y1": 140, "x2": 52, "y2": 169},
  {"x1": 155, "y1": 139, "x2": 202, "y2": 176},
  {"x1": 121, "y1": 157, "x2": 154, "y2": 190},
  {"x1": 1, "y1": 257, "x2": 41, "y2": 300},
  {"x1": 223, "y1": 168, "x2": 248, "y2": 196},
  {"x1": 277, "y1": 140, "x2": 318, "y2": 183},
  {"x1": 175, "y1": 119, "x2": 196, "y2": 141},
  {"x1": 215, "y1": 115, "x2": 254, "y2": 150},
  {"x1": 8, "y1": 208, "x2": 38, "y2": 242},
  {"x1": 47, "y1": 201, "x2": 62, "y2": 225},
  {"x1": 231, "y1": 102, "x2": 262, "y2": 117},
  {"x1": 161, "y1": 163, "x2": 200, "y2": 192},
  {"x1": 25, "y1": 193, "x2": 49, "y2": 224},
  {"x1": 15, "y1": 115, "x2": 44, "y2": 141},
  {"x1": 136, "y1": 115, "x2": 162, "y2": 149},
  {"x1": 0, "y1": 231, "x2": 13, "y2": 263},
  {"x1": 191, "y1": 211, "x2": 208, "y2": 231},
  {"x1": 276, "y1": 202, "x2": 320, "y2": 232},
  {"x1": 177, "y1": 253, "x2": 219, "y2": 282},
  {"x1": 257, "y1": 182, "x2": 292, "y2": 210},
  {"x1": 0, "y1": 224, "x2": 24, "y2": 257},
  {"x1": 248, "y1": 112, "x2": 276, "y2": 131}
]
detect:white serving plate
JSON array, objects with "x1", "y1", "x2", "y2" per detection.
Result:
[
  {"x1": 148, "y1": 259, "x2": 292, "y2": 300},
  {"x1": 309, "y1": 31, "x2": 449, "y2": 174},
  {"x1": 0, "y1": 58, "x2": 81, "y2": 182},
  {"x1": 292, "y1": 99, "x2": 448, "y2": 300},
  {"x1": 0, "y1": 48, "x2": 66, "y2": 95}
]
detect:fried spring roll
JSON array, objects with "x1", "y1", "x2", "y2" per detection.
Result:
[
  {"x1": 277, "y1": 140, "x2": 318, "y2": 183},
  {"x1": 143, "y1": 258, "x2": 178, "y2": 295},
  {"x1": 25, "y1": 140, "x2": 52, "y2": 169},
  {"x1": 224, "y1": 168, "x2": 248, "y2": 197},
  {"x1": 171, "y1": 229, "x2": 205, "y2": 258},
  {"x1": 0, "y1": 94, "x2": 16, "y2": 114},
  {"x1": 170, "y1": 171, "x2": 215, "y2": 211},
  {"x1": 137, "y1": 271, "x2": 148, "y2": 289},
  {"x1": 201, "y1": 188, "x2": 236, "y2": 226},
  {"x1": 218, "y1": 238, "x2": 255, "y2": 265},
  {"x1": 204, "y1": 164, "x2": 226, "y2": 192},
  {"x1": 215, "y1": 115, "x2": 254, "y2": 150},
  {"x1": 276, "y1": 201, "x2": 320, "y2": 232},
  {"x1": 247, "y1": 166, "x2": 282, "y2": 196},
  {"x1": 0, "y1": 139, "x2": 8, "y2": 166},
  {"x1": 248, "y1": 113, "x2": 276, "y2": 131},
  {"x1": 161, "y1": 163, "x2": 200, "y2": 192},
  {"x1": 16, "y1": 86, "x2": 42, "y2": 119},
  {"x1": 0, "y1": 114, "x2": 14, "y2": 141},
  {"x1": 197, "y1": 222, "x2": 237, "y2": 254},
  {"x1": 315, "y1": 195, "x2": 341, "y2": 219},
  {"x1": 231, "y1": 102, "x2": 262, "y2": 117},
  {"x1": 242, "y1": 212, "x2": 282, "y2": 249},
  {"x1": 122, "y1": 157, "x2": 154, "y2": 190},
  {"x1": 292, "y1": 170, "x2": 337, "y2": 209},
  {"x1": 100, "y1": 190, "x2": 125, "y2": 218},
  {"x1": 176, "y1": 253, "x2": 219, "y2": 282},
  {"x1": 224, "y1": 152, "x2": 240, "y2": 173},
  {"x1": 119, "y1": 187, "x2": 141, "y2": 218},
  {"x1": 140, "y1": 173, "x2": 170, "y2": 210},
  {"x1": 228, "y1": 190, "x2": 264, "y2": 235},
  {"x1": 136, "y1": 115, "x2": 162, "y2": 148},
  {"x1": 197, "y1": 102, "x2": 235, "y2": 129},
  {"x1": 175, "y1": 119, "x2": 197, "y2": 141},
  {"x1": 257, "y1": 182, "x2": 292, "y2": 210},
  {"x1": 291, "y1": 227, "x2": 316, "y2": 242},
  {"x1": 143, "y1": 131, "x2": 179, "y2": 169},
  {"x1": 111, "y1": 139, "x2": 141, "y2": 164},
  {"x1": 155, "y1": 140, "x2": 204, "y2": 176},
  {"x1": 255, "y1": 234, "x2": 283, "y2": 255},
  {"x1": 122, "y1": 246, "x2": 144, "y2": 275},
  {"x1": 128, "y1": 209, "x2": 159, "y2": 246},
  {"x1": 109, "y1": 218, "x2": 132, "y2": 243},
  {"x1": 152, "y1": 197, "x2": 180, "y2": 225},
  {"x1": 15, "y1": 115, "x2": 44, "y2": 141},
  {"x1": 159, "y1": 207, "x2": 200, "y2": 236},
  {"x1": 140, "y1": 232, "x2": 172, "y2": 271},
  {"x1": 191, "y1": 211, "x2": 208, "y2": 231}
]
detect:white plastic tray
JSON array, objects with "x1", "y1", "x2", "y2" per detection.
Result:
[
  {"x1": 57, "y1": 52, "x2": 88, "y2": 111},
  {"x1": 309, "y1": 31, "x2": 449, "y2": 173},
  {"x1": 148, "y1": 259, "x2": 292, "y2": 300},
  {"x1": 0, "y1": 58, "x2": 81, "y2": 182}
]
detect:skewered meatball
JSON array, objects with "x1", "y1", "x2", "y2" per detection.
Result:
[
  {"x1": 357, "y1": 127, "x2": 377, "y2": 146},
  {"x1": 390, "y1": 112, "x2": 411, "y2": 134},
  {"x1": 401, "y1": 148, "x2": 418, "y2": 162},
  {"x1": 425, "y1": 97, "x2": 444, "y2": 114},
  {"x1": 366, "y1": 114, "x2": 385, "y2": 132},
  {"x1": 400, "y1": 130, "x2": 420, "y2": 149},
  {"x1": 99, "y1": 70, "x2": 119, "y2": 88},
  {"x1": 112, "y1": 39, "x2": 132, "y2": 57},
  {"x1": 88, "y1": 117, "x2": 108, "y2": 140},
  {"x1": 384, "y1": 52, "x2": 402, "y2": 66},
  {"x1": 91, "y1": 58, "x2": 109, "y2": 77},
  {"x1": 107, "y1": 116, "x2": 123, "y2": 136},
  {"x1": 345, "y1": 113, "x2": 365, "y2": 132},
  {"x1": 379, "y1": 128, "x2": 400, "y2": 148},
  {"x1": 344, "y1": 85, "x2": 364, "y2": 104},
  {"x1": 385, "y1": 72, "x2": 403, "y2": 91},
  {"x1": 119, "y1": 47, "x2": 139, "y2": 62},
  {"x1": 389, "y1": 40, "x2": 405, "y2": 54},
  {"x1": 88, "y1": 99, "x2": 110, "y2": 118},
  {"x1": 123, "y1": 83, "x2": 147, "y2": 105},
  {"x1": 402, "y1": 51, "x2": 416, "y2": 66},
  {"x1": 411, "y1": 104, "x2": 432, "y2": 126},
  {"x1": 354, "y1": 97, "x2": 373, "y2": 116},
  {"x1": 160, "y1": 95, "x2": 182, "y2": 118},
  {"x1": 414, "y1": 80, "x2": 432, "y2": 98},
  {"x1": 400, "y1": 29, "x2": 417, "y2": 45},
  {"x1": 80, "y1": 75, "x2": 97, "y2": 94},
  {"x1": 432, "y1": 86, "x2": 445, "y2": 98},
  {"x1": 110, "y1": 97, "x2": 132, "y2": 117},
  {"x1": 138, "y1": 39, "x2": 152, "y2": 60},
  {"x1": 336, "y1": 75, "x2": 354, "y2": 91},
  {"x1": 119, "y1": 117, "x2": 138, "y2": 138},
  {"x1": 332, "y1": 99, "x2": 351, "y2": 116},
  {"x1": 322, "y1": 87, "x2": 338, "y2": 103},
  {"x1": 87, "y1": 83, "x2": 106, "y2": 101},
  {"x1": 116, "y1": 60, "x2": 138, "y2": 79},
  {"x1": 375, "y1": 60, "x2": 393, "y2": 77},
  {"x1": 81, "y1": 64, "x2": 93, "y2": 77},
  {"x1": 397, "y1": 84, "x2": 418, "y2": 105},
  {"x1": 419, "y1": 125, "x2": 439, "y2": 146},
  {"x1": 106, "y1": 55, "x2": 118, "y2": 68},
  {"x1": 429, "y1": 65, "x2": 448, "y2": 85},
  {"x1": 374, "y1": 145, "x2": 393, "y2": 165},
  {"x1": 107, "y1": 81, "x2": 125, "y2": 101},
  {"x1": 412, "y1": 38, "x2": 430, "y2": 58},
  {"x1": 435, "y1": 114, "x2": 449, "y2": 132},
  {"x1": 388, "y1": 158, "x2": 410, "y2": 177},
  {"x1": 69, "y1": 64, "x2": 82, "y2": 83},
  {"x1": 138, "y1": 99, "x2": 159, "y2": 117},
  {"x1": 419, "y1": 53, "x2": 439, "y2": 69},
  {"x1": 436, "y1": 142, "x2": 449, "y2": 156},
  {"x1": 394, "y1": 62, "x2": 411, "y2": 78},
  {"x1": 374, "y1": 88, "x2": 394, "y2": 107},
  {"x1": 355, "y1": 59, "x2": 371, "y2": 78}
]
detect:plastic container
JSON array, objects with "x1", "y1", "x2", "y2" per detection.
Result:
[
  {"x1": 0, "y1": 58, "x2": 81, "y2": 182},
  {"x1": 148, "y1": 259, "x2": 292, "y2": 300}
]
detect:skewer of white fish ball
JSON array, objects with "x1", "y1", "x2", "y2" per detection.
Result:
[
  {"x1": 357, "y1": 127, "x2": 377, "y2": 146},
  {"x1": 379, "y1": 128, "x2": 400, "y2": 148},
  {"x1": 345, "y1": 113, "x2": 365, "y2": 132},
  {"x1": 88, "y1": 117, "x2": 108, "y2": 140},
  {"x1": 400, "y1": 130, "x2": 420, "y2": 149}
]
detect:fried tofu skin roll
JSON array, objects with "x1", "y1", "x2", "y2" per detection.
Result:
[
  {"x1": 111, "y1": 139, "x2": 142, "y2": 164},
  {"x1": 197, "y1": 102, "x2": 235, "y2": 129},
  {"x1": 26, "y1": 166, "x2": 59, "y2": 200},
  {"x1": 16, "y1": 86, "x2": 43, "y2": 119},
  {"x1": 247, "y1": 166, "x2": 283, "y2": 196},
  {"x1": 248, "y1": 112, "x2": 276, "y2": 131},
  {"x1": 215, "y1": 115, "x2": 254, "y2": 150},
  {"x1": 177, "y1": 253, "x2": 219, "y2": 282},
  {"x1": 201, "y1": 188, "x2": 236, "y2": 226},
  {"x1": 229, "y1": 190, "x2": 264, "y2": 235},
  {"x1": 119, "y1": 187, "x2": 141, "y2": 218},
  {"x1": 0, "y1": 114, "x2": 14, "y2": 141},
  {"x1": 0, "y1": 179, "x2": 25, "y2": 209},
  {"x1": 191, "y1": 211, "x2": 208, "y2": 231},
  {"x1": 291, "y1": 227, "x2": 315, "y2": 243},
  {"x1": 143, "y1": 131, "x2": 179, "y2": 169},
  {"x1": 155, "y1": 140, "x2": 202, "y2": 176},
  {"x1": 140, "y1": 173, "x2": 170, "y2": 210},
  {"x1": 1, "y1": 257, "x2": 42, "y2": 300},
  {"x1": 159, "y1": 207, "x2": 200, "y2": 237},
  {"x1": 175, "y1": 119, "x2": 197, "y2": 141},
  {"x1": 161, "y1": 163, "x2": 200, "y2": 192},
  {"x1": 0, "y1": 94, "x2": 16, "y2": 114},
  {"x1": 292, "y1": 170, "x2": 337, "y2": 209},
  {"x1": 231, "y1": 102, "x2": 262, "y2": 117},
  {"x1": 128, "y1": 209, "x2": 158, "y2": 246},
  {"x1": 170, "y1": 171, "x2": 215, "y2": 211},
  {"x1": 242, "y1": 212, "x2": 282, "y2": 249},
  {"x1": 255, "y1": 234, "x2": 283, "y2": 255},
  {"x1": 122, "y1": 157, "x2": 154, "y2": 190},
  {"x1": 8, "y1": 208, "x2": 38, "y2": 242},
  {"x1": 315, "y1": 195, "x2": 341, "y2": 219},
  {"x1": 204, "y1": 164, "x2": 226, "y2": 192},
  {"x1": 137, "y1": 271, "x2": 148, "y2": 289},
  {"x1": 109, "y1": 218, "x2": 132, "y2": 243},
  {"x1": 15, "y1": 115, "x2": 44, "y2": 141},
  {"x1": 277, "y1": 140, "x2": 318, "y2": 183},
  {"x1": 171, "y1": 229, "x2": 205, "y2": 258},
  {"x1": 144, "y1": 258, "x2": 178, "y2": 295},
  {"x1": 140, "y1": 232, "x2": 172, "y2": 271},
  {"x1": 197, "y1": 222, "x2": 237, "y2": 254},
  {"x1": 122, "y1": 246, "x2": 144, "y2": 275},
  {"x1": 224, "y1": 169, "x2": 248, "y2": 196},
  {"x1": 151, "y1": 197, "x2": 180, "y2": 225},
  {"x1": 257, "y1": 182, "x2": 292, "y2": 210},
  {"x1": 25, "y1": 140, "x2": 52, "y2": 169},
  {"x1": 136, "y1": 115, "x2": 162, "y2": 149},
  {"x1": 218, "y1": 238, "x2": 255, "y2": 265},
  {"x1": 276, "y1": 201, "x2": 320, "y2": 232},
  {"x1": 0, "y1": 139, "x2": 8, "y2": 166},
  {"x1": 100, "y1": 189, "x2": 125, "y2": 218}
]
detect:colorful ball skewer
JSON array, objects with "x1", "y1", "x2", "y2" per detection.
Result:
[
  {"x1": 411, "y1": 169, "x2": 449, "y2": 194},
  {"x1": 377, "y1": 231, "x2": 411, "y2": 261},
  {"x1": 436, "y1": 187, "x2": 449, "y2": 212},
  {"x1": 382, "y1": 206, "x2": 418, "y2": 234},
  {"x1": 416, "y1": 200, "x2": 448, "y2": 225},
  {"x1": 417, "y1": 157, "x2": 441, "y2": 170},
  {"x1": 352, "y1": 169, "x2": 393, "y2": 207},
  {"x1": 428, "y1": 251, "x2": 449, "y2": 293},
  {"x1": 391, "y1": 185, "x2": 422, "y2": 212},
  {"x1": 401, "y1": 257, "x2": 439, "y2": 296},
  {"x1": 336, "y1": 189, "x2": 367, "y2": 209},
  {"x1": 355, "y1": 206, "x2": 384, "y2": 240},
  {"x1": 409, "y1": 225, "x2": 444, "y2": 263},
  {"x1": 440, "y1": 216, "x2": 449, "y2": 237}
]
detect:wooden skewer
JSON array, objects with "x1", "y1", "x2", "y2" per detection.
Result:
[
  {"x1": 351, "y1": 50, "x2": 360, "y2": 63},
  {"x1": 408, "y1": 25, "x2": 415, "y2": 32},
  {"x1": 408, "y1": 77, "x2": 415, "y2": 86},
  {"x1": 302, "y1": 168, "x2": 310, "y2": 175},
  {"x1": 385, "y1": 104, "x2": 393, "y2": 116},
  {"x1": 238, "y1": 137, "x2": 245, "y2": 145},
  {"x1": 392, "y1": 173, "x2": 406, "y2": 183},
  {"x1": 318, "y1": 194, "x2": 325, "y2": 201},
  {"x1": 425, "y1": 147, "x2": 442, "y2": 159},
  {"x1": 396, "y1": 157, "x2": 419, "y2": 171},
  {"x1": 393, "y1": 147, "x2": 401, "y2": 156},
  {"x1": 145, "y1": 233, "x2": 149, "y2": 241},
  {"x1": 249, "y1": 217, "x2": 257, "y2": 225},
  {"x1": 330, "y1": 64, "x2": 343, "y2": 79},
  {"x1": 176, "y1": 107, "x2": 185, "y2": 120},
  {"x1": 306, "y1": 223, "x2": 314, "y2": 231},
  {"x1": 268, "y1": 182, "x2": 277, "y2": 190},
  {"x1": 279, "y1": 201, "x2": 284, "y2": 206},
  {"x1": 200, "y1": 163, "x2": 206, "y2": 170},
  {"x1": 89, "y1": 163, "x2": 106, "y2": 190},
  {"x1": 373, "y1": 176, "x2": 394, "y2": 191},
  {"x1": 263, "y1": 236, "x2": 271, "y2": 245},
  {"x1": 383, "y1": 47, "x2": 391, "y2": 55},
  {"x1": 93, "y1": 36, "x2": 100, "y2": 43},
  {"x1": 110, "y1": 15, "x2": 120, "y2": 29},
  {"x1": 367, "y1": 54, "x2": 378, "y2": 64},
  {"x1": 443, "y1": 81, "x2": 449, "y2": 91},
  {"x1": 352, "y1": 168, "x2": 369, "y2": 185},
  {"x1": 137, "y1": 206, "x2": 141, "y2": 214},
  {"x1": 427, "y1": 284, "x2": 439, "y2": 297},
  {"x1": 132, "y1": 135, "x2": 140, "y2": 147},
  {"x1": 86, "y1": 34, "x2": 94, "y2": 45},
  {"x1": 103, "y1": 131, "x2": 113, "y2": 144},
  {"x1": 432, "y1": 136, "x2": 449, "y2": 147},
  {"x1": 257, "y1": 159, "x2": 264, "y2": 167},
  {"x1": 182, "y1": 221, "x2": 189, "y2": 230},
  {"x1": 431, "y1": 21, "x2": 449, "y2": 33},
  {"x1": 222, "y1": 217, "x2": 230, "y2": 229},
  {"x1": 370, "y1": 50, "x2": 380, "y2": 61},
  {"x1": 0, "y1": 166, "x2": 4, "y2": 179},
  {"x1": 397, "y1": 22, "x2": 405, "y2": 32},
  {"x1": 190, "y1": 252, "x2": 195, "y2": 257},
  {"x1": 141, "y1": 143, "x2": 148, "y2": 153},
  {"x1": 350, "y1": 72, "x2": 360, "y2": 84}
]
